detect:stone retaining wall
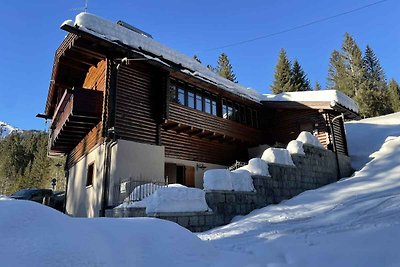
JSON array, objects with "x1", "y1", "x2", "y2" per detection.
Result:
[{"x1": 106, "y1": 145, "x2": 353, "y2": 232}]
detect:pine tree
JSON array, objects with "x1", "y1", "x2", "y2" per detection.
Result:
[
  {"x1": 314, "y1": 81, "x2": 322, "y2": 91},
  {"x1": 388, "y1": 79, "x2": 400, "y2": 112},
  {"x1": 271, "y1": 48, "x2": 292, "y2": 94},
  {"x1": 291, "y1": 60, "x2": 311, "y2": 91},
  {"x1": 359, "y1": 45, "x2": 392, "y2": 117},
  {"x1": 216, "y1": 53, "x2": 237, "y2": 83}
]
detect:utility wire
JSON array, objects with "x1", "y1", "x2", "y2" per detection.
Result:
[{"x1": 198, "y1": 0, "x2": 389, "y2": 53}]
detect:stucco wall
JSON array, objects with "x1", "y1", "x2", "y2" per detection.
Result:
[
  {"x1": 66, "y1": 144, "x2": 105, "y2": 217},
  {"x1": 109, "y1": 140, "x2": 165, "y2": 204}
]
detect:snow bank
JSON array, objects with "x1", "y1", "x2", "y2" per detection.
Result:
[
  {"x1": 146, "y1": 186, "x2": 210, "y2": 214},
  {"x1": 200, "y1": 126, "x2": 400, "y2": 267},
  {"x1": 69, "y1": 12, "x2": 262, "y2": 103},
  {"x1": 345, "y1": 112, "x2": 400, "y2": 170},
  {"x1": 203, "y1": 169, "x2": 255, "y2": 192},
  {"x1": 261, "y1": 148, "x2": 295, "y2": 166},
  {"x1": 237, "y1": 158, "x2": 270, "y2": 176},
  {"x1": 263, "y1": 90, "x2": 359, "y2": 113},
  {"x1": 286, "y1": 140, "x2": 305, "y2": 155},
  {"x1": 0, "y1": 195, "x2": 11, "y2": 201},
  {"x1": 296, "y1": 131, "x2": 324, "y2": 148},
  {"x1": 0, "y1": 200, "x2": 254, "y2": 267}
]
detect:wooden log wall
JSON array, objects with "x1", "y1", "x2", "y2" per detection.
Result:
[
  {"x1": 114, "y1": 63, "x2": 159, "y2": 144},
  {"x1": 266, "y1": 109, "x2": 329, "y2": 147},
  {"x1": 67, "y1": 60, "x2": 106, "y2": 168}
]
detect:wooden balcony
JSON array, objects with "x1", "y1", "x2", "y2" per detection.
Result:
[
  {"x1": 163, "y1": 103, "x2": 263, "y2": 145},
  {"x1": 49, "y1": 88, "x2": 103, "y2": 154}
]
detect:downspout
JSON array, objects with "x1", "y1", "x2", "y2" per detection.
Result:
[
  {"x1": 62, "y1": 155, "x2": 70, "y2": 214},
  {"x1": 100, "y1": 59, "x2": 119, "y2": 217},
  {"x1": 329, "y1": 114, "x2": 344, "y2": 180}
]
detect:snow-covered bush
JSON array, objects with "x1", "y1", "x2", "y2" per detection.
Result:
[
  {"x1": 296, "y1": 131, "x2": 324, "y2": 148},
  {"x1": 261, "y1": 148, "x2": 295, "y2": 166},
  {"x1": 286, "y1": 140, "x2": 305, "y2": 155},
  {"x1": 237, "y1": 158, "x2": 270, "y2": 176},
  {"x1": 203, "y1": 169, "x2": 256, "y2": 192}
]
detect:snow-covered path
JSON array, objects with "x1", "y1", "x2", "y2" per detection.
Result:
[{"x1": 199, "y1": 113, "x2": 400, "y2": 267}]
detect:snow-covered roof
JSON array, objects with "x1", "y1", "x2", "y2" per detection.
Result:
[
  {"x1": 63, "y1": 13, "x2": 262, "y2": 103},
  {"x1": 262, "y1": 90, "x2": 359, "y2": 113}
]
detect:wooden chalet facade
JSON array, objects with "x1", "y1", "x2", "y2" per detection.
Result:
[{"x1": 41, "y1": 13, "x2": 359, "y2": 217}]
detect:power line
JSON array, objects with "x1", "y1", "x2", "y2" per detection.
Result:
[{"x1": 198, "y1": 0, "x2": 389, "y2": 53}]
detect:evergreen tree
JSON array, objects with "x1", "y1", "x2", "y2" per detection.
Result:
[
  {"x1": 216, "y1": 53, "x2": 237, "y2": 83},
  {"x1": 388, "y1": 79, "x2": 400, "y2": 112},
  {"x1": 193, "y1": 55, "x2": 202, "y2": 64},
  {"x1": 363, "y1": 45, "x2": 386, "y2": 91},
  {"x1": 271, "y1": 48, "x2": 292, "y2": 94},
  {"x1": 314, "y1": 81, "x2": 322, "y2": 91},
  {"x1": 291, "y1": 60, "x2": 311, "y2": 91}
]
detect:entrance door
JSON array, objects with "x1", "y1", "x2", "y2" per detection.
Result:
[{"x1": 164, "y1": 163, "x2": 195, "y2": 187}]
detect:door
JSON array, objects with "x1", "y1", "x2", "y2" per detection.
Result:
[{"x1": 184, "y1": 166, "x2": 195, "y2": 187}]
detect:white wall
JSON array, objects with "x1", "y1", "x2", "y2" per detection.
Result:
[
  {"x1": 109, "y1": 140, "x2": 165, "y2": 203},
  {"x1": 165, "y1": 157, "x2": 226, "y2": 188},
  {"x1": 66, "y1": 144, "x2": 105, "y2": 217}
]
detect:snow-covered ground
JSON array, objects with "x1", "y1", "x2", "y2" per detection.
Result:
[
  {"x1": 0, "y1": 121, "x2": 20, "y2": 138},
  {"x1": 1, "y1": 112, "x2": 400, "y2": 266},
  {"x1": 199, "y1": 112, "x2": 400, "y2": 267}
]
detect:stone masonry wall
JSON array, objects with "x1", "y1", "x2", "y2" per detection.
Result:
[{"x1": 106, "y1": 145, "x2": 353, "y2": 232}]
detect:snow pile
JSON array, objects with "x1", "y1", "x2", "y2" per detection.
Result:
[
  {"x1": 263, "y1": 90, "x2": 359, "y2": 113},
  {"x1": 0, "y1": 200, "x2": 255, "y2": 267},
  {"x1": 261, "y1": 148, "x2": 295, "y2": 166},
  {"x1": 0, "y1": 121, "x2": 21, "y2": 139},
  {"x1": 199, "y1": 113, "x2": 400, "y2": 267},
  {"x1": 296, "y1": 131, "x2": 324, "y2": 148},
  {"x1": 237, "y1": 158, "x2": 270, "y2": 176},
  {"x1": 231, "y1": 170, "x2": 256, "y2": 192},
  {"x1": 203, "y1": 169, "x2": 255, "y2": 192},
  {"x1": 286, "y1": 140, "x2": 305, "y2": 155},
  {"x1": 146, "y1": 186, "x2": 210, "y2": 214},
  {"x1": 0, "y1": 195, "x2": 11, "y2": 200},
  {"x1": 345, "y1": 112, "x2": 400, "y2": 170},
  {"x1": 66, "y1": 13, "x2": 262, "y2": 103}
]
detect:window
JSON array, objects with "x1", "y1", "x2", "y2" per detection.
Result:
[
  {"x1": 177, "y1": 86, "x2": 185, "y2": 105},
  {"x1": 188, "y1": 90, "x2": 195, "y2": 108},
  {"x1": 204, "y1": 95, "x2": 212, "y2": 114},
  {"x1": 169, "y1": 79, "x2": 177, "y2": 101},
  {"x1": 211, "y1": 99, "x2": 217, "y2": 115},
  {"x1": 252, "y1": 109, "x2": 258, "y2": 128},
  {"x1": 195, "y1": 92, "x2": 202, "y2": 111},
  {"x1": 86, "y1": 162, "x2": 95, "y2": 187}
]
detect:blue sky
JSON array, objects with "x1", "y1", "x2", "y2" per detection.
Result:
[{"x1": 0, "y1": 0, "x2": 398, "y2": 130}]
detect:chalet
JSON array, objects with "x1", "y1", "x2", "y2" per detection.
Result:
[{"x1": 40, "y1": 13, "x2": 359, "y2": 217}]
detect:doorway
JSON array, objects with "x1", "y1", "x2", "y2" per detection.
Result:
[{"x1": 164, "y1": 163, "x2": 195, "y2": 187}]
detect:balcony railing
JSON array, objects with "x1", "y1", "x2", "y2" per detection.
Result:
[{"x1": 49, "y1": 88, "x2": 103, "y2": 154}]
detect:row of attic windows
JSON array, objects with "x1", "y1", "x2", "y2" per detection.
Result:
[{"x1": 169, "y1": 78, "x2": 259, "y2": 128}]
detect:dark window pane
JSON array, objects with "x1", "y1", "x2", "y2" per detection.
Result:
[
  {"x1": 233, "y1": 104, "x2": 240, "y2": 122},
  {"x1": 211, "y1": 100, "x2": 217, "y2": 115},
  {"x1": 252, "y1": 110, "x2": 258, "y2": 128},
  {"x1": 169, "y1": 79, "x2": 176, "y2": 102},
  {"x1": 188, "y1": 91, "x2": 195, "y2": 108},
  {"x1": 240, "y1": 106, "x2": 246, "y2": 124},
  {"x1": 227, "y1": 103, "x2": 233, "y2": 120},
  {"x1": 196, "y1": 93, "x2": 202, "y2": 111},
  {"x1": 177, "y1": 88, "x2": 185, "y2": 105},
  {"x1": 205, "y1": 97, "x2": 211, "y2": 114},
  {"x1": 246, "y1": 108, "x2": 252, "y2": 126}
]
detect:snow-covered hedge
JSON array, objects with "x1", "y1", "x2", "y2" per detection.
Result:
[
  {"x1": 286, "y1": 140, "x2": 305, "y2": 155},
  {"x1": 203, "y1": 169, "x2": 256, "y2": 192},
  {"x1": 146, "y1": 186, "x2": 210, "y2": 214},
  {"x1": 261, "y1": 148, "x2": 295, "y2": 166},
  {"x1": 237, "y1": 158, "x2": 270, "y2": 176},
  {"x1": 296, "y1": 131, "x2": 324, "y2": 148}
]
